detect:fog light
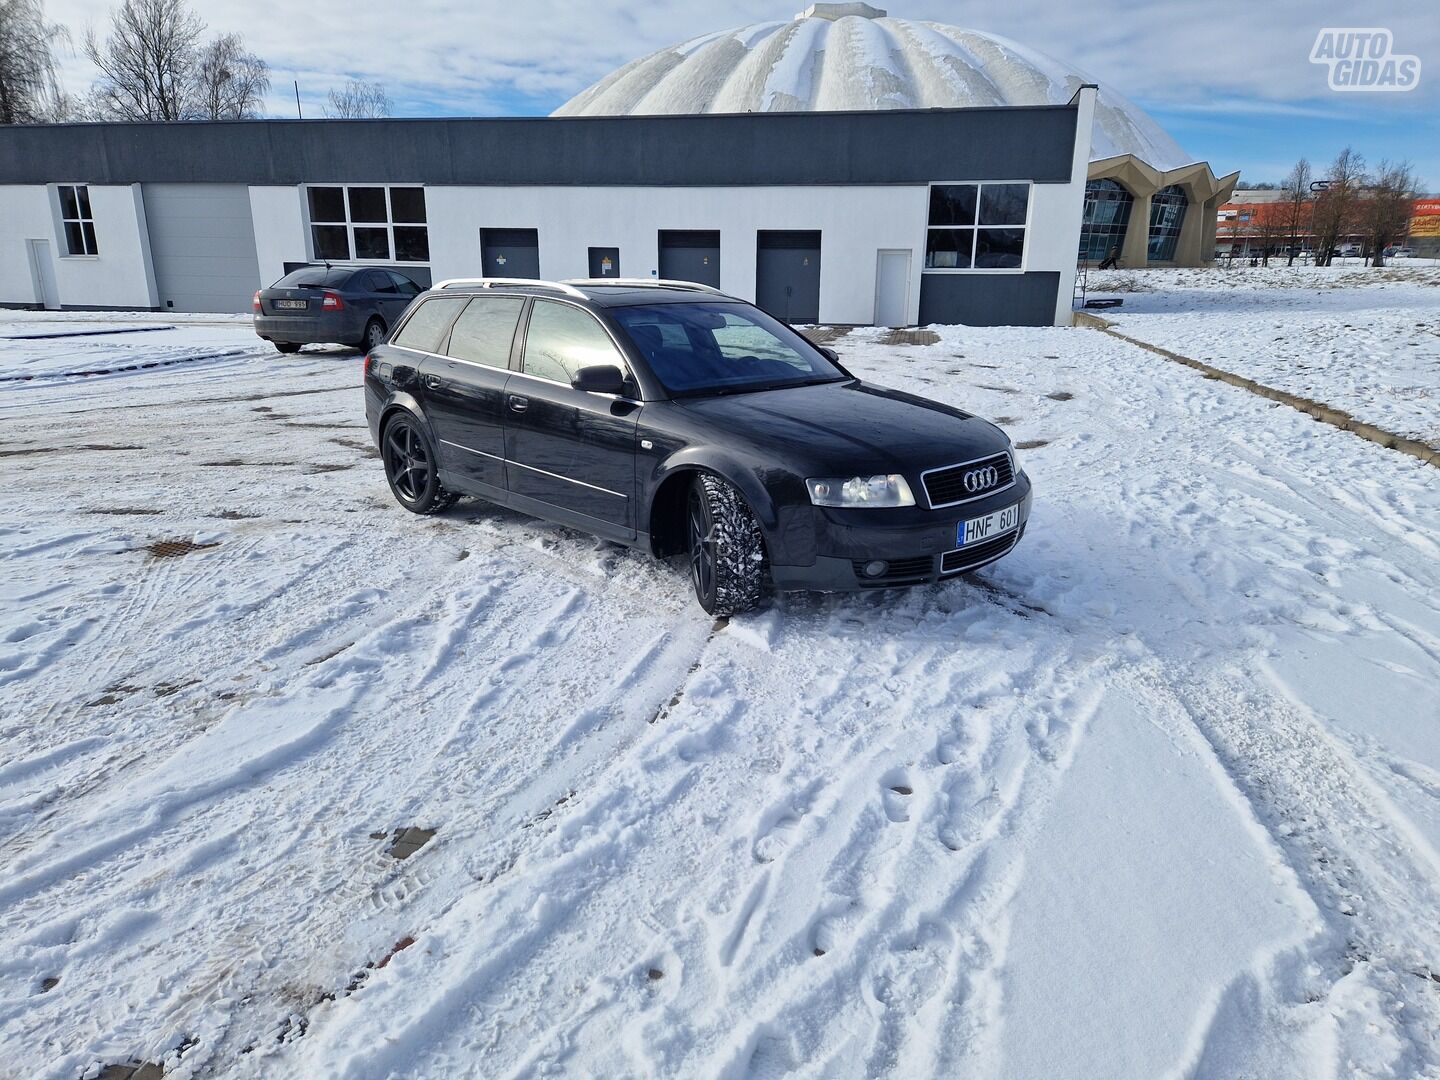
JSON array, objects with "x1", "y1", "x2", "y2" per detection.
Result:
[{"x1": 863, "y1": 560, "x2": 888, "y2": 578}]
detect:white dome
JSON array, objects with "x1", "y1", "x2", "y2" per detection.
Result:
[{"x1": 554, "y1": 5, "x2": 1194, "y2": 172}]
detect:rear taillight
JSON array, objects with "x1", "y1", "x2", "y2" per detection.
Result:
[
  {"x1": 252, "y1": 290, "x2": 262, "y2": 312},
  {"x1": 322, "y1": 291, "x2": 345, "y2": 311},
  {"x1": 363, "y1": 354, "x2": 372, "y2": 383}
]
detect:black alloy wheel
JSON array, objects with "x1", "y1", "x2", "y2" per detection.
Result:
[{"x1": 381, "y1": 415, "x2": 455, "y2": 514}]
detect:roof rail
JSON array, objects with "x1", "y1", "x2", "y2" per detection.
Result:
[
  {"x1": 432, "y1": 277, "x2": 588, "y2": 299},
  {"x1": 561, "y1": 277, "x2": 727, "y2": 294}
]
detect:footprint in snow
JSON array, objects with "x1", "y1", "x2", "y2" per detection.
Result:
[
  {"x1": 881, "y1": 769, "x2": 916, "y2": 823},
  {"x1": 939, "y1": 779, "x2": 1004, "y2": 853}
]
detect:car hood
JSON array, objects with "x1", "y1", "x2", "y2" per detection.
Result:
[{"x1": 675, "y1": 379, "x2": 1010, "y2": 475}]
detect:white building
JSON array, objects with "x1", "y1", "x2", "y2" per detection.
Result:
[{"x1": 0, "y1": 5, "x2": 1227, "y2": 323}]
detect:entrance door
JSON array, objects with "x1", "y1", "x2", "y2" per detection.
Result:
[
  {"x1": 874, "y1": 249, "x2": 912, "y2": 326},
  {"x1": 756, "y1": 231, "x2": 821, "y2": 323},
  {"x1": 480, "y1": 228, "x2": 540, "y2": 278},
  {"x1": 26, "y1": 240, "x2": 58, "y2": 310},
  {"x1": 588, "y1": 247, "x2": 620, "y2": 278},
  {"x1": 658, "y1": 230, "x2": 720, "y2": 287}
]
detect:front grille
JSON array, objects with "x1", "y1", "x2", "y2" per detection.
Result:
[
  {"x1": 922, "y1": 452, "x2": 1015, "y2": 508},
  {"x1": 941, "y1": 528, "x2": 1022, "y2": 575},
  {"x1": 852, "y1": 554, "x2": 935, "y2": 585}
]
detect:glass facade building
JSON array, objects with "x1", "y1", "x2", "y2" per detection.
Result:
[
  {"x1": 1078, "y1": 179, "x2": 1132, "y2": 263},
  {"x1": 1147, "y1": 184, "x2": 1188, "y2": 262}
]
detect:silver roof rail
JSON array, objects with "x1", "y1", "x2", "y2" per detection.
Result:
[
  {"x1": 432, "y1": 277, "x2": 588, "y2": 299},
  {"x1": 562, "y1": 277, "x2": 727, "y2": 294}
]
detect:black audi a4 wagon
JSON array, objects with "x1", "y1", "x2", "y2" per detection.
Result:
[{"x1": 364, "y1": 277, "x2": 1031, "y2": 614}]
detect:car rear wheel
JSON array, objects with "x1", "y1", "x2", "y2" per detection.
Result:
[
  {"x1": 382, "y1": 414, "x2": 457, "y2": 515},
  {"x1": 687, "y1": 474, "x2": 765, "y2": 616},
  {"x1": 274, "y1": 341, "x2": 301, "y2": 354},
  {"x1": 362, "y1": 318, "x2": 386, "y2": 352}
]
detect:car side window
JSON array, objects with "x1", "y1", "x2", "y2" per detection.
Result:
[
  {"x1": 447, "y1": 296, "x2": 524, "y2": 370},
  {"x1": 522, "y1": 300, "x2": 627, "y2": 385},
  {"x1": 371, "y1": 272, "x2": 400, "y2": 295},
  {"x1": 391, "y1": 296, "x2": 466, "y2": 353},
  {"x1": 389, "y1": 272, "x2": 421, "y2": 296}
]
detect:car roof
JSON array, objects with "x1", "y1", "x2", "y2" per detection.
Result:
[{"x1": 423, "y1": 279, "x2": 738, "y2": 308}]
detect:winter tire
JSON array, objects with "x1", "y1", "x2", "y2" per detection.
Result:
[{"x1": 687, "y1": 473, "x2": 765, "y2": 615}]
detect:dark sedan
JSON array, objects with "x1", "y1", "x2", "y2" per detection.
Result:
[
  {"x1": 363, "y1": 278, "x2": 1031, "y2": 614},
  {"x1": 253, "y1": 266, "x2": 423, "y2": 353}
]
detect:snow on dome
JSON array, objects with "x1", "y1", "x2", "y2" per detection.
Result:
[{"x1": 554, "y1": 10, "x2": 1195, "y2": 172}]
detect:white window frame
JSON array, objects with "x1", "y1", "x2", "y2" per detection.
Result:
[
  {"x1": 922, "y1": 180, "x2": 1032, "y2": 275},
  {"x1": 302, "y1": 184, "x2": 430, "y2": 265},
  {"x1": 56, "y1": 183, "x2": 99, "y2": 257}
]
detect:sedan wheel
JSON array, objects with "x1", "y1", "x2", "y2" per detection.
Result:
[
  {"x1": 364, "y1": 318, "x2": 387, "y2": 351},
  {"x1": 381, "y1": 415, "x2": 457, "y2": 515}
]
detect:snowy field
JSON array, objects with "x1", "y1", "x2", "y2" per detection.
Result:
[
  {"x1": 1089, "y1": 264, "x2": 1440, "y2": 449},
  {"x1": 1, "y1": 306, "x2": 1438, "y2": 1079}
]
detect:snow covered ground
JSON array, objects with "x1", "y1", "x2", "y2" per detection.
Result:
[
  {"x1": 1, "y1": 307, "x2": 1438, "y2": 1080},
  {"x1": 1089, "y1": 264, "x2": 1440, "y2": 449}
]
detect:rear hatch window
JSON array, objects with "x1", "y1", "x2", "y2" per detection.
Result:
[{"x1": 273, "y1": 267, "x2": 353, "y2": 289}]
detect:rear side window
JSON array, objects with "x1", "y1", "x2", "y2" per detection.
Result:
[
  {"x1": 447, "y1": 296, "x2": 524, "y2": 370},
  {"x1": 392, "y1": 296, "x2": 466, "y2": 353},
  {"x1": 388, "y1": 271, "x2": 421, "y2": 296},
  {"x1": 522, "y1": 301, "x2": 626, "y2": 384},
  {"x1": 274, "y1": 267, "x2": 352, "y2": 288}
]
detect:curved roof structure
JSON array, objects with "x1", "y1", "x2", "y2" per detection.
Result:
[{"x1": 554, "y1": 4, "x2": 1195, "y2": 172}]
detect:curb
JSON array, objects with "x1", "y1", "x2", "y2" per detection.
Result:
[{"x1": 1074, "y1": 311, "x2": 1439, "y2": 468}]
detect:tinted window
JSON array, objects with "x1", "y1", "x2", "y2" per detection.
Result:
[
  {"x1": 611, "y1": 302, "x2": 843, "y2": 396},
  {"x1": 274, "y1": 267, "x2": 353, "y2": 288},
  {"x1": 370, "y1": 272, "x2": 400, "y2": 294},
  {"x1": 929, "y1": 185, "x2": 977, "y2": 226},
  {"x1": 522, "y1": 301, "x2": 626, "y2": 384},
  {"x1": 348, "y1": 187, "x2": 388, "y2": 222},
  {"x1": 392, "y1": 297, "x2": 466, "y2": 353},
  {"x1": 390, "y1": 187, "x2": 426, "y2": 223},
  {"x1": 388, "y1": 272, "x2": 421, "y2": 295},
  {"x1": 354, "y1": 227, "x2": 390, "y2": 260},
  {"x1": 448, "y1": 296, "x2": 524, "y2": 370},
  {"x1": 308, "y1": 186, "x2": 345, "y2": 222},
  {"x1": 979, "y1": 183, "x2": 1029, "y2": 226}
]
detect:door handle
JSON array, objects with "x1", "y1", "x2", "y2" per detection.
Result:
[
  {"x1": 508, "y1": 394, "x2": 529, "y2": 413},
  {"x1": 423, "y1": 373, "x2": 441, "y2": 390}
]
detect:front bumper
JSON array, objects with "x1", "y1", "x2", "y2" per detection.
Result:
[{"x1": 768, "y1": 474, "x2": 1032, "y2": 592}]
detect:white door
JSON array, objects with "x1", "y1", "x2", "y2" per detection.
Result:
[
  {"x1": 874, "y1": 249, "x2": 911, "y2": 327},
  {"x1": 26, "y1": 239, "x2": 59, "y2": 310}
]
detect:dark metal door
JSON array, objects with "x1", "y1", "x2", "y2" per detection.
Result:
[
  {"x1": 756, "y1": 231, "x2": 821, "y2": 323},
  {"x1": 658, "y1": 230, "x2": 720, "y2": 287},
  {"x1": 588, "y1": 247, "x2": 620, "y2": 277},
  {"x1": 480, "y1": 228, "x2": 540, "y2": 278}
]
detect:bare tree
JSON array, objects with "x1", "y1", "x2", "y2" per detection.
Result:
[
  {"x1": 1362, "y1": 160, "x2": 1418, "y2": 268},
  {"x1": 0, "y1": 0, "x2": 68, "y2": 123},
  {"x1": 85, "y1": 0, "x2": 203, "y2": 120},
  {"x1": 1280, "y1": 158, "x2": 1312, "y2": 266},
  {"x1": 1312, "y1": 147, "x2": 1365, "y2": 266},
  {"x1": 193, "y1": 33, "x2": 268, "y2": 119},
  {"x1": 326, "y1": 79, "x2": 390, "y2": 119}
]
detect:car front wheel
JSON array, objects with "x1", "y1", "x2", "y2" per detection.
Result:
[{"x1": 687, "y1": 473, "x2": 765, "y2": 616}]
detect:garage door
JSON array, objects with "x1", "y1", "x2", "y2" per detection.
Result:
[
  {"x1": 755, "y1": 231, "x2": 821, "y2": 323},
  {"x1": 480, "y1": 228, "x2": 540, "y2": 279},
  {"x1": 658, "y1": 230, "x2": 720, "y2": 288},
  {"x1": 142, "y1": 184, "x2": 261, "y2": 313}
]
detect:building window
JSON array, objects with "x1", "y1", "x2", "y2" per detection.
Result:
[
  {"x1": 1148, "y1": 185, "x2": 1188, "y2": 262},
  {"x1": 59, "y1": 185, "x2": 98, "y2": 256},
  {"x1": 306, "y1": 185, "x2": 429, "y2": 263},
  {"x1": 924, "y1": 182, "x2": 1029, "y2": 270},
  {"x1": 1078, "y1": 179, "x2": 1133, "y2": 263}
]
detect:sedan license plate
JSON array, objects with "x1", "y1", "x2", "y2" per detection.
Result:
[
  {"x1": 275, "y1": 299, "x2": 307, "y2": 310},
  {"x1": 958, "y1": 502, "x2": 1019, "y2": 546}
]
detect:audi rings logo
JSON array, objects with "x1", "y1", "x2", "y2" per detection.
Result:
[{"x1": 963, "y1": 466, "x2": 999, "y2": 493}]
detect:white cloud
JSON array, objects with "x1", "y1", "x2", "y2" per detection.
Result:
[{"x1": 42, "y1": 0, "x2": 1440, "y2": 120}]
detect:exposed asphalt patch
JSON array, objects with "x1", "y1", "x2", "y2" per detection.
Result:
[
  {"x1": 0, "y1": 444, "x2": 142, "y2": 457},
  {"x1": 87, "y1": 507, "x2": 166, "y2": 516},
  {"x1": 145, "y1": 539, "x2": 220, "y2": 559},
  {"x1": 200, "y1": 459, "x2": 298, "y2": 467},
  {"x1": 2, "y1": 325, "x2": 176, "y2": 340},
  {"x1": 879, "y1": 329, "x2": 941, "y2": 346},
  {"x1": 1016, "y1": 439, "x2": 1050, "y2": 450},
  {"x1": 386, "y1": 827, "x2": 436, "y2": 860},
  {"x1": 1046, "y1": 391, "x2": 1075, "y2": 401},
  {"x1": 0, "y1": 348, "x2": 253, "y2": 383}
]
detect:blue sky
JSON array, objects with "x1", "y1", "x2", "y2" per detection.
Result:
[{"x1": 47, "y1": 0, "x2": 1440, "y2": 189}]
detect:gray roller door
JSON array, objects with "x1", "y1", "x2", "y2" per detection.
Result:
[
  {"x1": 480, "y1": 228, "x2": 540, "y2": 278},
  {"x1": 755, "y1": 231, "x2": 821, "y2": 323},
  {"x1": 658, "y1": 230, "x2": 720, "y2": 287},
  {"x1": 142, "y1": 184, "x2": 261, "y2": 313}
]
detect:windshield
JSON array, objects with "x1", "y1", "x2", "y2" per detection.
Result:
[
  {"x1": 609, "y1": 302, "x2": 846, "y2": 396},
  {"x1": 274, "y1": 267, "x2": 353, "y2": 289}
]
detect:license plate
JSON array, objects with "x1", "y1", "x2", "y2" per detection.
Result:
[
  {"x1": 275, "y1": 299, "x2": 307, "y2": 310},
  {"x1": 958, "y1": 502, "x2": 1020, "y2": 546}
]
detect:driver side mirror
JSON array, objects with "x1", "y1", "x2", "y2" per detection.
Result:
[
  {"x1": 819, "y1": 346, "x2": 839, "y2": 362},
  {"x1": 571, "y1": 364, "x2": 628, "y2": 395}
]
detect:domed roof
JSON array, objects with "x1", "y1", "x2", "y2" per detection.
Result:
[{"x1": 554, "y1": 4, "x2": 1194, "y2": 172}]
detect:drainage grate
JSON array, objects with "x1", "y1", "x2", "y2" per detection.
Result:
[{"x1": 146, "y1": 539, "x2": 220, "y2": 559}]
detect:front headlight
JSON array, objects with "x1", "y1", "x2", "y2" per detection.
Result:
[
  {"x1": 806, "y1": 474, "x2": 916, "y2": 508},
  {"x1": 1009, "y1": 444, "x2": 1023, "y2": 476}
]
